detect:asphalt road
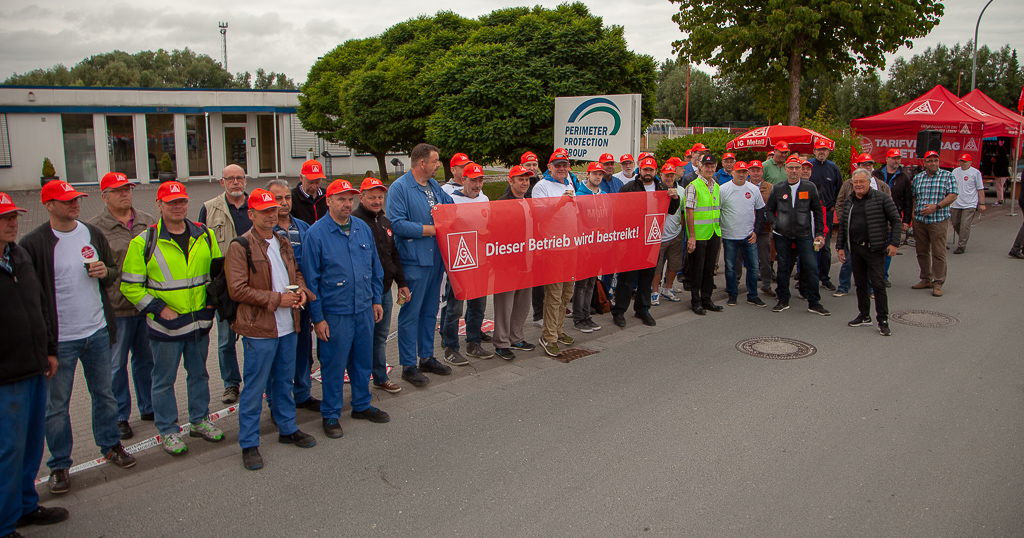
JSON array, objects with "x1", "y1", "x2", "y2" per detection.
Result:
[{"x1": 20, "y1": 205, "x2": 1024, "y2": 537}]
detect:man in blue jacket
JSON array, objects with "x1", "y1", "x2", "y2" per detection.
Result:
[
  {"x1": 301, "y1": 180, "x2": 389, "y2": 440},
  {"x1": 385, "y1": 143, "x2": 455, "y2": 387}
]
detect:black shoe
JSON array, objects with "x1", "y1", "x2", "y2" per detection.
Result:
[
  {"x1": 726, "y1": 295, "x2": 737, "y2": 306},
  {"x1": 401, "y1": 367, "x2": 430, "y2": 387},
  {"x1": 104, "y1": 443, "x2": 137, "y2": 468},
  {"x1": 296, "y1": 397, "x2": 322, "y2": 412},
  {"x1": 419, "y1": 356, "x2": 452, "y2": 376},
  {"x1": 510, "y1": 341, "x2": 535, "y2": 352},
  {"x1": 848, "y1": 314, "x2": 872, "y2": 327},
  {"x1": 242, "y1": 447, "x2": 263, "y2": 470},
  {"x1": 691, "y1": 304, "x2": 706, "y2": 315},
  {"x1": 682, "y1": 282, "x2": 692, "y2": 291},
  {"x1": 139, "y1": 412, "x2": 154, "y2": 421},
  {"x1": 821, "y1": 281, "x2": 837, "y2": 291},
  {"x1": 1010, "y1": 250, "x2": 1024, "y2": 259},
  {"x1": 612, "y1": 313, "x2": 626, "y2": 327},
  {"x1": 747, "y1": 296, "x2": 767, "y2": 307},
  {"x1": 953, "y1": 247, "x2": 965, "y2": 254},
  {"x1": 480, "y1": 332, "x2": 493, "y2": 342},
  {"x1": 495, "y1": 348, "x2": 516, "y2": 360},
  {"x1": 884, "y1": 279, "x2": 892, "y2": 288},
  {"x1": 634, "y1": 311, "x2": 656, "y2": 326},
  {"x1": 16, "y1": 505, "x2": 69, "y2": 527},
  {"x1": 322, "y1": 418, "x2": 344, "y2": 439},
  {"x1": 807, "y1": 304, "x2": 831, "y2": 316},
  {"x1": 47, "y1": 469, "x2": 69, "y2": 495},
  {"x1": 771, "y1": 301, "x2": 789, "y2": 313},
  {"x1": 879, "y1": 322, "x2": 892, "y2": 336},
  {"x1": 279, "y1": 430, "x2": 317, "y2": 448},
  {"x1": 117, "y1": 420, "x2": 133, "y2": 440},
  {"x1": 703, "y1": 302, "x2": 724, "y2": 312},
  {"x1": 351, "y1": 406, "x2": 391, "y2": 423}
]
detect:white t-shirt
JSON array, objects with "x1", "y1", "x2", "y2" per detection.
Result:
[
  {"x1": 451, "y1": 191, "x2": 490, "y2": 204},
  {"x1": 613, "y1": 171, "x2": 635, "y2": 183},
  {"x1": 532, "y1": 177, "x2": 574, "y2": 199},
  {"x1": 952, "y1": 166, "x2": 985, "y2": 209},
  {"x1": 720, "y1": 180, "x2": 766, "y2": 240},
  {"x1": 643, "y1": 181, "x2": 657, "y2": 192},
  {"x1": 53, "y1": 222, "x2": 107, "y2": 341},
  {"x1": 264, "y1": 235, "x2": 295, "y2": 338},
  {"x1": 663, "y1": 186, "x2": 683, "y2": 241}
]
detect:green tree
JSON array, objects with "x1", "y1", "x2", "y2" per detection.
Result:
[
  {"x1": 670, "y1": 0, "x2": 943, "y2": 125},
  {"x1": 656, "y1": 58, "x2": 717, "y2": 126},
  {"x1": 883, "y1": 42, "x2": 1024, "y2": 109}
]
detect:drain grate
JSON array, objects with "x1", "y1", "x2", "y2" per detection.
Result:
[
  {"x1": 889, "y1": 310, "x2": 958, "y2": 328},
  {"x1": 550, "y1": 346, "x2": 599, "y2": 363},
  {"x1": 736, "y1": 337, "x2": 817, "y2": 360}
]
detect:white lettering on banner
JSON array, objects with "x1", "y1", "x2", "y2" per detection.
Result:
[
  {"x1": 483, "y1": 228, "x2": 642, "y2": 258},
  {"x1": 873, "y1": 138, "x2": 961, "y2": 152}
]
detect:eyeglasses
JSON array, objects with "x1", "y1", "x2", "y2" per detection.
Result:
[
  {"x1": 223, "y1": 176, "x2": 246, "y2": 183},
  {"x1": 0, "y1": 213, "x2": 23, "y2": 222}
]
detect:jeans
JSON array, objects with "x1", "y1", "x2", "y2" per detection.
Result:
[
  {"x1": 439, "y1": 280, "x2": 486, "y2": 350},
  {"x1": 572, "y1": 277, "x2": 597, "y2": 324},
  {"x1": 239, "y1": 333, "x2": 298, "y2": 449},
  {"x1": 756, "y1": 230, "x2": 774, "y2": 285},
  {"x1": 817, "y1": 208, "x2": 835, "y2": 284},
  {"x1": 397, "y1": 264, "x2": 444, "y2": 367},
  {"x1": 774, "y1": 235, "x2": 821, "y2": 306},
  {"x1": 371, "y1": 289, "x2": 393, "y2": 384},
  {"x1": 0, "y1": 375, "x2": 46, "y2": 536},
  {"x1": 838, "y1": 257, "x2": 852, "y2": 293},
  {"x1": 110, "y1": 314, "x2": 154, "y2": 422},
  {"x1": 46, "y1": 327, "x2": 120, "y2": 470},
  {"x1": 1012, "y1": 216, "x2": 1024, "y2": 253},
  {"x1": 267, "y1": 307, "x2": 313, "y2": 410},
  {"x1": 216, "y1": 314, "x2": 241, "y2": 389},
  {"x1": 723, "y1": 238, "x2": 760, "y2": 300},
  {"x1": 150, "y1": 335, "x2": 212, "y2": 437},
  {"x1": 319, "y1": 310, "x2": 373, "y2": 418}
]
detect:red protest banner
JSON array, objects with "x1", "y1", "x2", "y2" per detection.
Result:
[{"x1": 433, "y1": 191, "x2": 670, "y2": 300}]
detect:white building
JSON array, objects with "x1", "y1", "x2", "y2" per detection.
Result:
[{"x1": 0, "y1": 86, "x2": 408, "y2": 191}]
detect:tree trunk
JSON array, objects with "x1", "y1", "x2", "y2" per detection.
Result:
[
  {"x1": 441, "y1": 160, "x2": 453, "y2": 182},
  {"x1": 787, "y1": 47, "x2": 803, "y2": 126},
  {"x1": 375, "y1": 152, "x2": 390, "y2": 182}
]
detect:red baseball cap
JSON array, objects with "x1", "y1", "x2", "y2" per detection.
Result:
[
  {"x1": 638, "y1": 152, "x2": 654, "y2": 161},
  {"x1": 248, "y1": 188, "x2": 281, "y2": 211},
  {"x1": 463, "y1": 163, "x2": 484, "y2": 178},
  {"x1": 685, "y1": 149, "x2": 693, "y2": 157},
  {"x1": 766, "y1": 150, "x2": 775, "y2": 157},
  {"x1": 360, "y1": 177, "x2": 387, "y2": 192},
  {"x1": 785, "y1": 155, "x2": 803, "y2": 165},
  {"x1": 300, "y1": 160, "x2": 326, "y2": 180},
  {"x1": 747, "y1": 160, "x2": 763, "y2": 169},
  {"x1": 923, "y1": 150, "x2": 940, "y2": 159},
  {"x1": 548, "y1": 151, "x2": 569, "y2": 164},
  {"x1": 660, "y1": 163, "x2": 676, "y2": 174},
  {"x1": 620, "y1": 154, "x2": 634, "y2": 163},
  {"x1": 639, "y1": 157, "x2": 658, "y2": 169},
  {"x1": 41, "y1": 180, "x2": 88, "y2": 203},
  {"x1": 734, "y1": 161, "x2": 748, "y2": 171},
  {"x1": 722, "y1": 153, "x2": 736, "y2": 160},
  {"x1": 813, "y1": 139, "x2": 831, "y2": 149},
  {"x1": 958, "y1": 153, "x2": 972, "y2": 162},
  {"x1": 100, "y1": 172, "x2": 135, "y2": 191},
  {"x1": 599, "y1": 153, "x2": 615, "y2": 163},
  {"x1": 775, "y1": 142, "x2": 790, "y2": 152},
  {"x1": 858, "y1": 153, "x2": 875, "y2": 163},
  {"x1": 586, "y1": 162, "x2": 605, "y2": 173},
  {"x1": 665, "y1": 157, "x2": 684, "y2": 167},
  {"x1": 886, "y1": 149, "x2": 902, "y2": 158},
  {"x1": 520, "y1": 151, "x2": 538, "y2": 164},
  {"x1": 156, "y1": 181, "x2": 188, "y2": 202},
  {"x1": 801, "y1": 159, "x2": 813, "y2": 168},
  {"x1": 509, "y1": 165, "x2": 530, "y2": 178},
  {"x1": 0, "y1": 192, "x2": 27, "y2": 216},
  {"x1": 690, "y1": 143, "x2": 708, "y2": 152},
  {"x1": 325, "y1": 179, "x2": 358, "y2": 197},
  {"x1": 450, "y1": 153, "x2": 470, "y2": 167}
]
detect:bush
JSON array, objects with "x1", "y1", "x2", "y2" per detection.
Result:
[
  {"x1": 41, "y1": 157, "x2": 56, "y2": 178},
  {"x1": 159, "y1": 153, "x2": 174, "y2": 173}
]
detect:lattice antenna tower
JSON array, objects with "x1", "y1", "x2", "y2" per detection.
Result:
[{"x1": 218, "y1": 22, "x2": 229, "y2": 71}]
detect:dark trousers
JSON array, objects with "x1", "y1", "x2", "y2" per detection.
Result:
[
  {"x1": 850, "y1": 243, "x2": 888, "y2": 322},
  {"x1": 613, "y1": 267, "x2": 655, "y2": 315},
  {"x1": 531, "y1": 286, "x2": 545, "y2": 321},
  {"x1": 774, "y1": 235, "x2": 821, "y2": 306},
  {"x1": 688, "y1": 234, "x2": 721, "y2": 305},
  {"x1": 817, "y1": 208, "x2": 835, "y2": 284}
]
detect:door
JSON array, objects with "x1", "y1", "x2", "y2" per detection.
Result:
[{"x1": 223, "y1": 125, "x2": 248, "y2": 173}]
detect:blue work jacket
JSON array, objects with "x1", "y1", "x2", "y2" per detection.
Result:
[
  {"x1": 598, "y1": 175, "x2": 623, "y2": 194},
  {"x1": 386, "y1": 171, "x2": 454, "y2": 267},
  {"x1": 301, "y1": 216, "x2": 383, "y2": 323}
]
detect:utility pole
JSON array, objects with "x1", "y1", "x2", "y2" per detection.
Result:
[
  {"x1": 219, "y1": 22, "x2": 229, "y2": 71},
  {"x1": 971, "y1": 0, "x2": 994, "y2": 91}
]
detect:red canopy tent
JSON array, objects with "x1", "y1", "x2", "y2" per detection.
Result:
[
  {"x1": 850, "y1": 85, "x2": 986, "y2": 168},
  {"x1": 957, "y1": 89, "x2": 1024, "y2": 137}
]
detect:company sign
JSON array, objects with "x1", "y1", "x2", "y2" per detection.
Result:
[{"x1": 554, "y1": 94, "x2": 642, "y2": 161}]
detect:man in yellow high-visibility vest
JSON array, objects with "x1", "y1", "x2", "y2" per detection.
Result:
[{"x1": 685, "y1": 154, "x2": 723, "y2": 316}]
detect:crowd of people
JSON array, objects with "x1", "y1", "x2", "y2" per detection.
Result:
[{"x1": 0, "y1": 136, "x2": 1009, "y2": 537}]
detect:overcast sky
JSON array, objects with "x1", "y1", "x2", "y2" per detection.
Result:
[{"x1": 1, "y1": 0, "x2": 1021, "y2": 85}]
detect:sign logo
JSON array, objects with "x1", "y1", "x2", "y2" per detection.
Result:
[
  {"x1": 80, "y1": 245, "x2": 97, "y2": 262},
  {"x1": 448, "y1": 231, "x2": 478, "y2": 271},
  {"x1": 0, "y1": 194, "x2": 10, "y2": 205},
  {"x1": 261, "y1": 193, "x2": 273, "y2": 202},
  {"x1": 905, "y1": 99, "x2": 943, "y2": 115},
  {"x1": 644, "y1": 214, "x2": 664, "y2": 245},
  {"x1": 170, "y1": 184, "x2": 181, "y2": 193},
  {"x1": 859, "y1": 136, "x2": 874, "y2": 155},
  {"x1": 62, "y1": 183, "x2": 73, "y2": 192},
  {"x1": 959, "y1": 123, "x2": 972, "y2": 134},
  {"x1": 568, "y1": 97, "x2": 622, "y2": 136},
  {"x1": 745, "y1": 192, "x2": 752, "y2": 199},
  {"x1": 963, "y1": 138, "x2": 979, "y2": 152},
  {"x1": 312, "y1": 165, "x2": 320, "y2": 173}
]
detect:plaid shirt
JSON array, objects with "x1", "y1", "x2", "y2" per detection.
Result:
[{"x1": 912, "y1": 169, "x2": 957, "y2": 224}]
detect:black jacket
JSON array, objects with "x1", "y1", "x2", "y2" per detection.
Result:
[
  {"x1": 619, "y1": 177, "x2": 681, "y2": 215},
  {"x1": 809, "y1": 159, "x2": 843, "y2": 210},
  {"x1": 1, "y1": 243, "x2": 51, "y2": 385},
  {"x1": 19, "y1": 221, "x2": 119, "y2": 348},
  {"x1": 835, "y1": 189, "x2": 902, "y2": 252},
  {"x1": 291, "y1": 185, "x2": 328, "y2": 225},
  {"x1": 765, "y1": 181, "x2": 825, "y2": 239},
  {"x1": 872, "y1": 167, "x2": 914, "y2": 224},
  {"x1": 352, "y1": 205, "x2": 408, "y2": 291}
]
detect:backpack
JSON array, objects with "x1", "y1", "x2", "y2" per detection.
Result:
[{"x1": 591, "y1": 278, "x2": 611, "y2": 315}]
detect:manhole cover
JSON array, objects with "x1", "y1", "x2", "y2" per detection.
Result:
[
  {"x1": 551, "y1": 347, "x2": 599, "y2": 363},
  {"x1": 889, "y1": 310, "x2": 958, "y2": 328},
  {"x1": 736, "y1": 337, "x2": 817, "y2": 360}
]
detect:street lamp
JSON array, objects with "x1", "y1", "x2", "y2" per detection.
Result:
[{"x1": 971, "y1": 0, "x2": 994, "y2": 91}]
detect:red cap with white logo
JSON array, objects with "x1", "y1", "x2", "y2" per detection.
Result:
[
  {"x1": 248, "y1": 188, "x2": 281, "y2": 211},
  {"x1": 450, "y1": 153, "x2": 470, "y2": 167},
  {"x1": 509, "y1": 165, "x2": 530, "y2": 178},
  {"x1": 360, "y1": 177, "x2": 387, "y2": 192},
  {"x1": 41, "y1": 181, "x2": 88, "y2": 203},
  {"x1": 301, "y1": 160, "x2": 326, "y2": 180},
  {"x1": 156, "y1": 181, "x2": 188, "y2": 202},
  {"x1": 923, "y1": 151, "x2": 940, "y2": 159},
  {"x1": 100, "y1": 172, "x2": 135, "y2": 191},
  {"x1": 598, "y1": 153, "x2": 615, "y2": 163},
  {"x1": 587, "y1": 162, "x2": 605, "y2": 173},
  {"x1": 722, "y1": 153, "x2": 736, "y2": 160},
  {"x1": 620, "y1": 154, "x2": 634, "y2": 163},
  {"x1": 747, "y1": 160, "x2": 763, "y2": 169},
  {"x1": 886, "y1": 149, "x2": 901, "y2": 158},
  {"x1": 958, "y1": 153, "x2": 972, "y2": 162},
  {"x1": 520, "y1": 152, "x2": 538, "y2": 164},
  {"x1": 0, "y1": 192, "x2": 27, "y2": 216},
  {"x1": 463, "y1": 163, "x2": 484, "y2": 178},
  {"x1": 325, "y1": 179, "x2": 359, "y2": 197}
]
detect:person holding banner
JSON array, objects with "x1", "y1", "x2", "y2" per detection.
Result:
[
  {"x1": 654, "y1": 163, "x2": 684, "y2": 304},
  {"x1": 613, "y1": 157, "x2": 680, "y2": 327},
  {"x1": 685, "y1": 154, "x2": 724, "y2": 315},
  {"x1": 387, "y1": 143, "x2": 455, "y2": 385},
  {"x1": 598, "y1": 153, "x2": 624, "y2": 194},
  {"x1": 612, "y1": 154, "x2": 636, "y2": 185},
  {"x1": 532, "y1": 150, "x2": 577, "y2": 357},
  {"x1": 492, "y1": 166, "x2": 538, "y2": 360},
  {"x1": 572, "y1": 163, "x2": 606, "y2": 334}
]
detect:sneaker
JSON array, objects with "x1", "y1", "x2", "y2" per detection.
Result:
[
  {"x1": 510, "y1": 341, "x2": 536, "y2": 352},
  {"x1": 771, "y1": 301, "x2": 789, "y2": 313},
  {"x1": 373, "y1": 380, "x2": 403, "y2": 393},
  {"x1": 296, "y1": 396, "x2": 322, "y2": 412},
  {"x1": 162, "y1": 433, "x2": 188, "y2": 455},
  {"x1": 322, "y1": 418, "x2": 344, "y2": 439},
  {"x1": 884, "y1": 279, "x2": 892, "y2": 288},
  {"x1": 420, "y1": 356, "x2": 453, "y2": 375},
  {"x1": 533, "y1": 318, "x2": 543, "y2": 327},
  {"x1": 539, "y1": 338, "x2": 562, "y2": 357},
  {"x1": 726, "y1": 295, "x2": 738, "y2": 306},
  {"x1": 557, "y1": 333, "x2": 575, "y2": 346},
  {"x1": 586, "y1": 319, "x2": 602, "y2": 331},
  {"x1": 221, "y1": 386, "x2": 239, "y2": 404},
  {"x1": 278, "y1": 430, "x2": 317, "y2": 447},
  {"x1": 574, "y1": 320, "x2": 593, "y2": 333},
  {"x1": 480, "y1": 332, "x2": 493, "y2": 342},
  {"x1": 564, "y1": 308, "x2": 572, "y2": 318},
  {"x1": 660, "y1": 288, "x2": 681, "y2": 302},
  {"x1": 104, "y1": 444, "x2": 137, "y2": 468},
  {"x1": 821, "y1": 281, "x2": 837, "y2": 291},
  {"x1": 911, "y1": 280, "x2": 933, "y2": 289},
  {"x1": 879, "y1": 322, "x2": 891, "y2": 336},
  {"x1": 465, "y1": 342, "x2": 494, "y2": 359},
  {"x1": 1010, "y1": 250, "x2": 1024, "y2": 259},
  {"x1": 807, "y1": 304, "x2": 831, "y2": 316},
  {"x1": 443, "y1": 346, "x2": 470, "y2": 366},
  {"x1": 47, "y1": 469, "x2": 70, "y2": 494},
  {"x1": 189, "y1": 419, "x2": 225, "y2": 442},
  {"x1": 651, "y1": 292, "x2": 660, "y2": 306},
  {"x1": 953, "y1": 247, "x2": 965, "y2": 254},
  {"x1": 118, "y1": 420, "x2": 134, "y2": 440},
  {"x1": 832, "y1": 290, "x2": 848, "y2": 297},
  {"x1": 848, "y1": 314, "x2": 872, "y2": 327},
  {"x1": 401, "y1": 367, "x2": 429, "y2": 387},
  {"x1": 351, "y1": 406, "x2": 391, "y2": 423},
  {"x1": 747, "y1": 297, "x2": 767, "y2": 307},
  {"x1": 760, "y1": 286, "x2": 776, "y2": 297},
  {"x1": 495, "y1": 347, "x2": 516, "y2": 360},
  {"x1": 242, "y1": 447, "x2": 263, "y2": 471},
  {"x1": 612, "y1": 313, "x2": 626, "y2": 327},
  {"x1": 16, "y1": 505, "x2": 69, "y2": 527}
]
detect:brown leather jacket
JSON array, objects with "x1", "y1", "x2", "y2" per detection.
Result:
[{"x1": 226, "y1": 228, "x2": 315, "y2": 338}]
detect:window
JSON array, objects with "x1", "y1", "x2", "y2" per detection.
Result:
[
  {"x1": 145, "y1": 114, "x2": 175, "y2": 178},
  {"x1": 185, "y1": 115, "x2": 209, "y2": 177},
  {"x1": 257, "y1": 114, "x2": 281, "y2": 174},
  {"x1": 62, "y1": 114, "x2": 97, "y2": 183},
  {"x1": 0, "y1": 114, "x2": 10, "y2": 167},
  {"x1": 289, "y1": 114, "x2": 349, "y2": 158},
  {"x1": 222, "y1": 113, "x2": 247, "y2": 124},
  {"x1": 107, "y1": 115, "x2": 136, "y2": 179}
]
